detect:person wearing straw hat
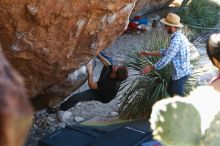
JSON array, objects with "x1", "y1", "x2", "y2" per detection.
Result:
[{"x1": 138, "y1": 13, "x2": 191, "y2": 97}]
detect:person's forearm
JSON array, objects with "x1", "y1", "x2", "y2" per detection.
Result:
[
  {"x1": 88, "y1": 74, "x2": 94, "y2": 88},
  {"x1": 147, "y1": 51, "x2": 160, "y2": 56},
  {"x1": 139, "y1": 51, "x2": 161, "y2": 57},
  {"x1": 87, "y1": 72, "x2": 98, "y2": 89},
  {"x1": 97, "y1": 54, "x2": 111, "y2": 66}
]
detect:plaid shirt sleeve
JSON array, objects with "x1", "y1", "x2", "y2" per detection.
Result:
[
  {"x1": 160, "y1": 48, "x2": 166, "y2": 56},
  {"x1": 154, "y1": 37, "x2": 180, "y2": 70}
]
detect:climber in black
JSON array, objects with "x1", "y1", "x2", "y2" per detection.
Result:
[{"x1": 47, "y1": 52, "x2": 128, "y2": 113}]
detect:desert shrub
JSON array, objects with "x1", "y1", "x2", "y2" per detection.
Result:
[{"x1": 176, "y1": 0, "x2": 219, "y2": 33}]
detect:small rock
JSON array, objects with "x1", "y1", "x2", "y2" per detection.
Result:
[
  {"x1": 35, "y1": 109, "x2": 47, "y2": 117},
  {"x1": 74, "y1": 116, "x2": 85, "y2": 123},
  {"x1": 58, "y1": 111, "x2": 73, "y2": 123},
  {"x1": 58, "y1": 123, "x2": 66, "y2": 128},
  {"x1": 110, "y1": 111, "x2": 118, "y2": 117}
]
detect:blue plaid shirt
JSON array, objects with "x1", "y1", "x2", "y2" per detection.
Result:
[{"x1": 154, "y1": 30, "x2": 191, "y2": 80}]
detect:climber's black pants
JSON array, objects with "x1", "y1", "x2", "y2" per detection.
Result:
[{"x1": 60, "y1": 89, "x2": 99, "y2": 111}]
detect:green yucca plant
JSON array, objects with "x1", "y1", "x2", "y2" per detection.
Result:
[
  {"x1": 118, "y1": 30, "x2": 200, "y2": 119},
  {"x1": 176, "y1": 0, "x2": 219, "y2": 33},
  {"x1": 118, "y1": 31, "x2": 170, "y2": 119}
]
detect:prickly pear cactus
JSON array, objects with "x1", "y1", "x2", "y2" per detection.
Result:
[
  {"x1": 150, "y1": 99, "x2": 202, "y2": 146},
  {"x1": 202, "y1": 111, "x2": 220, "y2": 146}
]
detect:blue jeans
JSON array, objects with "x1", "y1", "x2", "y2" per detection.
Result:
[{"x1": 167, "y1": 75, "x2": 189, "y2": 97}]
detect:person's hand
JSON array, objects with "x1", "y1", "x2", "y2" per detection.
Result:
[
  {"x1": 95, "y1": 51, "x2": 100, "y2": 56},
  {"x1": 140, "y1": 65, "x2": 153, "y2": 74},
  {"x1": 138, "y1": 51, "x2": 148, "y2": 57},
  {"x1": 86, "y1": 62, "x2": 93, "y2": 74}
]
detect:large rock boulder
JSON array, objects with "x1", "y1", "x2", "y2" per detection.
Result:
[
  {"x1": 0, "y1": 0, "x2": 172, "y2": 110},
  {"x1": 0, "y1": 45, "x2": 33, "y2": 146},
  {"x1": 0, "y1": 0, "x2": 137, "y2": 110},
  {"x1": 131, "y1": 0, "x2": 173, "y2": 17}
]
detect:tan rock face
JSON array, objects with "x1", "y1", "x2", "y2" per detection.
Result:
[
  {"x1": 0, "y1": 45, "x2": 33, "y2": 146},
  {"x1": 0, "y1": 0, "x2": 172, "y2": 110},
  {"x1": 0, "y1": 0, "x2": 136, "y2": 109}
]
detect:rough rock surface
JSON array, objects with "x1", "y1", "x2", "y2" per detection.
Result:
[
  {"x1": 0, "y1": 0, "x2": 172, "y2": 110},
  {"x1": 0, "y1": 45, "x2": 33, "y2": 146},
  {"x1": 0, "y1": 0, "x2": 137, "y2": 109},
  {"x1": 131, "y1": 0, "x2": 173, "y2": 17}
]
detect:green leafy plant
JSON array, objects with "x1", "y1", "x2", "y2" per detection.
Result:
[
  {"x1": 176, "y1": 0, "x2": 219, "y2": 33},
  {"x1": 118, "y1": 30, "x2": 200, "y2": 119}
]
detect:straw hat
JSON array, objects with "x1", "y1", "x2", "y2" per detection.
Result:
[{"x1": 160, "y1": 13, "x2": 183, "y2": 28}]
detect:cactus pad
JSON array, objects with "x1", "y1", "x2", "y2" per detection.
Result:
[
  {"x1": 203, "y1": 111, "x2": 220, "y2": 146},
  {"x1": 150, "y1": 100, "x2": 202, "y2": 146}
]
